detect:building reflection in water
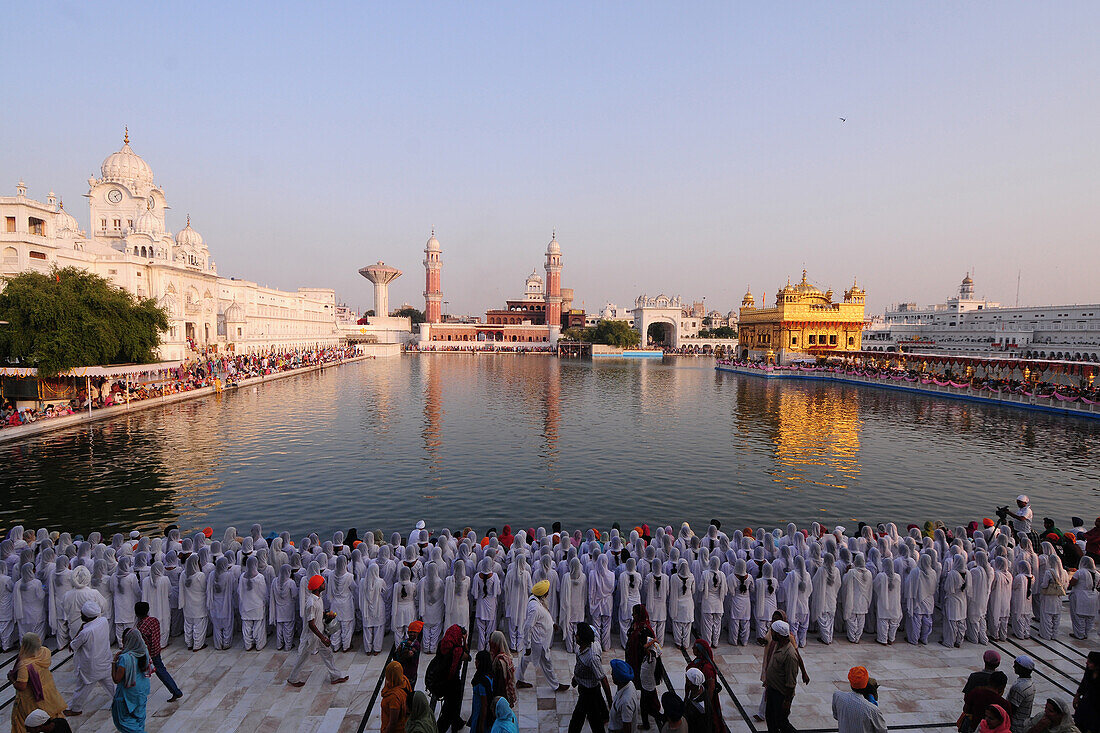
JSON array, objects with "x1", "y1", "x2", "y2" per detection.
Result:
[
  {"x1": 541, "y1": 358, "x2": 560, "y2": 476},
  {"x1": 421, "y1": 356, "x2": 444, "y2": 482}
]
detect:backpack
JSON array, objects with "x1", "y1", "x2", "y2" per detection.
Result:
[{"x1": 424, "y1": 652, "x2": 449, "y2": 698}]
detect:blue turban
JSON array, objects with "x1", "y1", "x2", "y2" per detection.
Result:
[{"x1": 610, "y1": 658, "x2": 634, "y2": 683}]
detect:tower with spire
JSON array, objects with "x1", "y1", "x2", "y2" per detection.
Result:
[
  {"x1": 544, "y1": 231, "x2": 563, "y2": 342},
  {"x1": 423, "y1": 229, "x2": 443, "y2": 323}
]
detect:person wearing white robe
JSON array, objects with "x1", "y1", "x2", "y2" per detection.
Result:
[
  {"x1": 1010, "y1": 559, "x2": 1034, "y2": 639},
  {"x1": 941, "y1": 556, "x2": 968, "y2": 647},
  {"x1": 841, "y1": 553, "x2": 873, "y2": 643},
  {"x1": 443, "y1": 561, "x2": 471, "y2": 633},
  {"x1": 141, "y1": 562, "x2": 173, "y2": 648},
  {"x1": 783, "y1": 556, "x2": 812, "y2": 647},
  {"x1": 588, "y1": 553, "x2": 616, "y2": 652},
  {"x1": 503, "y1": 554, "x2": 533, "y2": 653},
  {"x1": 238, "y1": 556, "x2": 269, "y2": 651},
  {"x1": 670, "y1": 559, "x2": 697, "y2": 651},
  {"x1": 965, "y1": 551, "x2": 992, "y2": 644},
  {"x1": 179, "y1": 555, "x2": 208, "y2": 651},
  {"x1": 417, "y1": 563, "x2": 446, "y2": 653},
  {"x1": 391, "y1": 565, "x2": 418, "y2": 643},
  {"x1": 517, "y1": 582, "x2": 569, "y2": 692},
  {"x1": 472, "y1": 557, "x2": 501, "y2": 651},
  {"x1": 906, "y1": 553, "x2": 936, "y2": 645},
  {"x1": 13, "y1": 563, "x2": 46, "y2": 644},
  {"x1": 1068, "y1": 556, "x2": 1100, "y2": 639},
  {"x1": 643, "y1": 559, "x2": 669, "y2": 645},
  {"x1": 1037, "y1": 554, "x2": 1066, "y2": 640},
  {"x1": 206, "y1": 556, "x2": 235, "y2": 649},
  {"x1": 699, "y1": 555, "x2": 727, "y2": 648},
  {"x1": 0, "y1": 564, "x2": 14, "y2": 651},
  {"x1": 872, "y1": 561, "x2": 902, "y2": 644},
  {"x1": 325, "y1": 556, "x2": 356, "y2": 652},
  {"x1": 163, "y1": 551, "x2": 184, "y2": 639},
  {"x1": 617, "y1": 558, "x2": 643, "y2": 649},
  {"x1": 90, "y1": 559, "x2": 113, "y2": 630},
  {"x1": 533, "y1": 555, "x2": 561, "y2": 632},
  {"x1": 271, "y1": 564, "x2": 299, "y2": 651},
  {"x1": 62, "y1": 565, "x2": 104, "y2": 642},
  {"x1": 986, "y1": 556, "x2": 1013, "y2": 641},
  {"x1": 811, "y1": 554, "x2": 841, "y2": 644},
  {"x1": 110, "y1": 555, "x2": 141, "y2": 645},
  {"x1": 357, "y1": 563, "x2": 386, "y2": 653},
  {"x1": 726, "y1": 559, "x2": 753, "y2": 646},
  {"x1": 67, "y1": 601, "x2": 114, "y2": 715},
  {"x1": 49, "y1": 557, "x2": 73, "y2": 647},
  {"x1": 559, "y1": 558, "x2": 587, "y2": 653},
  {"x1": 753, "y1": 562, "x2": 778, "y2": 643}
]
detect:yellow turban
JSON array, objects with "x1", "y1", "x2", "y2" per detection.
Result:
[{"x1": 532, "y1": 580, "x2": 550, "y2": 597}]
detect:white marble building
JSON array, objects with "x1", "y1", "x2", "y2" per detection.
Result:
[
  {"x1": 0, "y1": 131, "x2": 341, "y2": 361},
  {"x1": 863, "y1": 274, "x2": 1100, "y2": 362}
]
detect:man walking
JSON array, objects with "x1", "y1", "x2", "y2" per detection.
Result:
[
  {"x1": 764, "y1": 620, "x2": 800, "y2": 733},
  {"x1": 135, "y1": 601, "x2": 184, "y2": 702},
  {"x1": 64, "y1": 601, "x2": 113, "y2": 716},
  {"x1": 288, "y1": 574, "x2": 349, "y2": 687},
  {"x1": 518, "y1": 580, "x2": 570, "y2": 692}
]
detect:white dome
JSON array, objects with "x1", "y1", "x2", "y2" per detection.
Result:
[
  {"x1": 134, "y1": 206, "x2": 163, "y2": 236},
  {"x1": 546, "y1": 233, "x2": 560, "y2": 255},
  {"x1": 54, "y1": 202, "x2": 80, "y2": 236},
  {"x1": 176, "y1": 216, "x2": 204, "y2": 248},
  {"x1": 100, "y1": 129, "x2": 153, "y2": 185},
  {"x1": 526, "y1": 269, "x2": 543, "y2": 285},
  {"x1": 425, "y1": 230, "x2": 441, "y2": 252}
]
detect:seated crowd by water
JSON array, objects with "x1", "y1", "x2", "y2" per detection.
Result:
[
  {"x1": 717, "y1": 359, "x2": 1100, "y2": 405},
  {"x1": 3, "y1": 504, "x2": 1099, "y2": 733},
  {"x1": 0, "y1": 345, "x2": 359, "y2": 430}
]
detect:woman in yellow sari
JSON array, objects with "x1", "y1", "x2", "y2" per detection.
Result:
[{"x1": 9, "y1": 633, "x2": 66, "y2": 733}]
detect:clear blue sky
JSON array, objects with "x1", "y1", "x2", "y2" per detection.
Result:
[{"x1": 3, "y1": 2, "x2": 1098, "y2": 315}]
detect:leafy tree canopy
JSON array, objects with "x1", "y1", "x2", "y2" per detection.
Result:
[
  {"x1": 699, "y1": 325, "x2": 736, "y2": 339},
  {"x1": 562, "y1": 319, "x2": 641, "y2": 348},
  {"x1": 393, "y1": 306, "x2": 425, "y2": 324},
  {"x1": 0, "y1": 266, "x2": 170, "y2": 376}
]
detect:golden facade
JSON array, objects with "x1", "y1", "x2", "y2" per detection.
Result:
[{"x1": 738, "y1": 271, "x2": 865, "y2": 364}]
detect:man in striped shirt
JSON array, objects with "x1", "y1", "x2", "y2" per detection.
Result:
[
  {"x1": 135, "y1": 602, "x2": 184, "y2": 702},
  {"x1": 832, "y1": 666, "x2": 887, "y2": 733}
]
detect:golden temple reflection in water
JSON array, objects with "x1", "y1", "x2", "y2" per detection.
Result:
[{"x1": 763, "y1": 383, "x2": 862, "y2": 488}]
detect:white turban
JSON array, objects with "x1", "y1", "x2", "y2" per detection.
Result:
[
  {"x1": 71, "y1": 565, "x2": 91, "y2": 587},
  {"x1": 771, "y1": 620, "x2": 790, "y2": 636},
  {"x1": 25, "y1": 709, "x2": 51, "y2": 727},
  {"x1": 81, "y1": 601, "x2": 102, "y2": 618},
  {"x1": 685, "y1": 668, "x2": 705, "y2": 686}
]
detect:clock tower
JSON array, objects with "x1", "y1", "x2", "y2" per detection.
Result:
[{"x1": 87, "y1": 128, "x2": 165, "y2": 246}]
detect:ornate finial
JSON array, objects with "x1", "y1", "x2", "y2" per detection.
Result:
[
  {"x1": 124, "y1": 126, "x2": 130, "y2": 145},
  {"x1": 186, "y1": 214, "x2": 191, "y2": 226},
  {"x1": 802, "y1": 268, "x2": 808, "y2": 283},
  {"x1": 59, "y1": 199, "x2": 64, "y2": 210},
  {"x1": 552, "y1": 228, "x2": 556, "y2": 239},
  {"x1": 431, "y1": 226, "x2": 435, "y2": 236}
]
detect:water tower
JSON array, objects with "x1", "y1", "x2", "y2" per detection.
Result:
[{"x1": 359, "y1": 261, "x2": 402, "y2": 317}]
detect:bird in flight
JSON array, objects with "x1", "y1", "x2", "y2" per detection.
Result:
[{"x1": 839, "y1": 117, "x2": 846, "y2": 122}]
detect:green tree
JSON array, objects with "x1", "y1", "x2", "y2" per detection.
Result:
[
  {"x1": 0, "y1": 266, "x2": 169, "y2": 376},
  {"x1": 393, "y1": 306, "x2": 426, "y2": 324},
  {"x1": 710, "y1": 326, "x2": 736, "y2": 338},
  {"x1": 561, "y1": 320, "x2": 641, "y2": 348}
]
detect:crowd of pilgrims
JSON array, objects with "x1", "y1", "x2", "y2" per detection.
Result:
[
  {"x1": 2, "y1": 514, "x2": 1098, "y2": 659},
  {"x1": 0, "y1": 345, "x2": 358, "y2": 429}
]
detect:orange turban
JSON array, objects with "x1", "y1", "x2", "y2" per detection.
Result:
[
  {"x1": 307, "y1": 574, "x2": 325, "y2": 592},
  {"x1": 408, "y1": 620, "x2": 424, "y2": 634},
  {"x1": 848, "y1": 666, "x2": 869, "y2": 690},
  {"x1": 203, "y1": 527, "x2": 213, "y2": 538}
]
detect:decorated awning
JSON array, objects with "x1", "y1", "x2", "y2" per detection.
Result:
[{"x1": 0, "y1": 361, "x2": 183, "y2": 378}]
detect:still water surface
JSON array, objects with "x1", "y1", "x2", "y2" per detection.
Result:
[{"x1": 1, "y1": 356, "x2": 1097, "y2": 536}]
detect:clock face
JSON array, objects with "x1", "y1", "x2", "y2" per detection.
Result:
[
  {"x1": 107, "y1": 188, "x2": 123, "y2": 204},
  {"x1": 147, "y1": 195, "x2": 156, "y2": 210}
]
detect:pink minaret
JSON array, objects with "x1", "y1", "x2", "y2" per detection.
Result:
[
  {"x1": 544, "y1": 231, "x2": 562, "y2": 333},
  {"x1": 424, "y1": 230, "x2": 443, "y2": 323}
]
